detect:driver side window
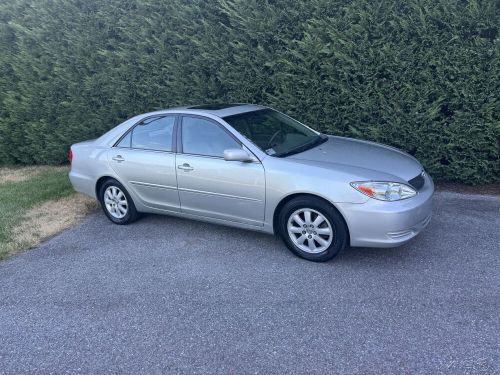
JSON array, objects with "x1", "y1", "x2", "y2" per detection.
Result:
[{"x1": 181, "y1": 116, "x2": 240, "y2": 157}]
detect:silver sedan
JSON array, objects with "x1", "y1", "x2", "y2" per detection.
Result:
[{"x1": 69, "y1": 104, "x2": 433, "y2": 262}]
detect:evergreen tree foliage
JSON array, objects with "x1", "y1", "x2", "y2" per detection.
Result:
[{"x1": 0, "y1": 0, "x2": 498, "y2": 183}]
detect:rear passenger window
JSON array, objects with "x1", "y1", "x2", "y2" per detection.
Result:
[
  {"x1": 116, "y1": 132, "x2": 131, "y2": 148},
  {"x1": 130, "y1": 116, "x2": 175, "y2": 152}
]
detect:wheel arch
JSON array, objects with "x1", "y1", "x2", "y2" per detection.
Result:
[
  {"x1": 95, "y1": 175, "x2": 117, "y2": 199},
  {"x1": 272, "y1": 193, "x2": 350, "y2": 245}
]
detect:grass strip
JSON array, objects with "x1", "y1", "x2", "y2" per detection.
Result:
[{"x1": 0, "y1": 168, "x2": 74, "y2": 260}]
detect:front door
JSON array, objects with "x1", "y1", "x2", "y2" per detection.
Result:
[
  {"x1": 176, "y1": 115, "x2": 265, "y2": 226},
  {"x1": 109, "y1": 115, "x2": 180, "y2": 212}
]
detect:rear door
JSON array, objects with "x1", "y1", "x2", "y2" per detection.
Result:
[
  {"x1": 109, "y1": 115, "x2": 180, "y2": 212},
  {"x1": 175, "y1": 115, "x2": 265, "y2": 226}
]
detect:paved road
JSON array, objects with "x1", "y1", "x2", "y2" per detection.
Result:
[{"x1": 0, "y1": 192, "x2": 499, "y2": 374}]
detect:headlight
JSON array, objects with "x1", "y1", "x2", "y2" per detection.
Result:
[{"x1": 350, "y1": 181, "x2": 417, "y2": 201}]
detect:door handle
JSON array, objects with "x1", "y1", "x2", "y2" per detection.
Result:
[
  {"x1": 177, "y1": 163, "x2": 194, "y2": 171},
  {"x1": 112, "y1": 155, "x2": 125, "y2": 162}
]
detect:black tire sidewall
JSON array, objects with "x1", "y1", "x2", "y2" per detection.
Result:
[
  {"x1": 99, "y1": 179, "x2": 138, "y2": 225},
  {"x1": 279, "y1": 197, "x2": 348, "y2": 262}
]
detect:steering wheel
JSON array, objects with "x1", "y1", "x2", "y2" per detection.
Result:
[{"x1": 268, "y1": 129, "x2": 284, "y2": 148}]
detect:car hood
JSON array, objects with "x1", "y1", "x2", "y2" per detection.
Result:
[{"x1": 287, "y1": 135, "x2": 422, "y2": 182}]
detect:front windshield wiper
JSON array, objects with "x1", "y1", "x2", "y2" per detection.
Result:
[{"x1": 274, "y1": 134, "x2": 328, "y2": 158}]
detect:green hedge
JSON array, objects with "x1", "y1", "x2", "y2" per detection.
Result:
[{"x1": 0, "y1": 0, "x2": 498, "y2": 183}]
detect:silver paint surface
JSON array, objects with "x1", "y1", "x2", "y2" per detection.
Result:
[{"x1": 70, "y1": 104, "x2": 434, "y2": 247}]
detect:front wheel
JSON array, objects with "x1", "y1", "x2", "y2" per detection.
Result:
[
  {"x1": 99, "y1": 179, "x2": 139, "y2": 225},
  {"x1": 278, "y1": 197, "x2": 348, "y2": 262}
]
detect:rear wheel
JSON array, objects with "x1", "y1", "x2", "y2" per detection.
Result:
[
  {"x1": 99, "y1": 179, "x2": 139, "y2": 225},
  {"x1": 278, "y1": 196, "x2": 348, "y2": 262}
]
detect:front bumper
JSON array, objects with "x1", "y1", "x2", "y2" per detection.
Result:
[{"x1": 336, "y1": 174, "x2": 434, "y2": 248}]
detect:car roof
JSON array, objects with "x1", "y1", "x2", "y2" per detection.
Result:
[
  {"x1": 164, "y1": 103, "x2": 267, "y2": 118},
  {"x1": 94, "y1": 103, "x2": 268, "y2": 150}
]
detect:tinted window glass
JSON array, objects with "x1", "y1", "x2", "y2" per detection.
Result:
[
  {"x1": 223, "y1": 109, "x2": 320, "y2": 157},
  {"x1": 116, "y1": 131, "x2": 131, "y2": 148},
  {"x1": 182, "y1": 116, "x2": 240, "y2": 157},
  {"x1": 131, "y1": 116, "x2": 175, "y2": 152}
]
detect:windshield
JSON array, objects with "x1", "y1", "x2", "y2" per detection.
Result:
[{"x1": 223, "y1": 109, "x2": 324, "y2": 157}]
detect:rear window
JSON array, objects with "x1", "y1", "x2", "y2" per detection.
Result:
[{"x1": 116, "y1": 116, "x2": 175, "y2": 152}]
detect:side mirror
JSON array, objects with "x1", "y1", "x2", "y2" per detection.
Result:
[{"x1": 223, "y1": 148, "x2": 253, "y2": 162}]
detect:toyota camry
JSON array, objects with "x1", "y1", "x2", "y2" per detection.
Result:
[{"x1": 69, "y1": 104, "x2": 433, "y2": 262}]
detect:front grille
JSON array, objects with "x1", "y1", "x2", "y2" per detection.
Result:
[{"x1": 408, "y1": 172, "x2": 425, "y2": 190}]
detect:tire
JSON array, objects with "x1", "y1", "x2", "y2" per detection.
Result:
[
  {"x1": 278, "y1": 196, "x2": 348, "y2": 262},
  {"x1": 98, "y1": 179, "x2": 139, "y2": 225}
]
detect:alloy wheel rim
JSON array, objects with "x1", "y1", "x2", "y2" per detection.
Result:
[
  {"x1": 104, "y1": 186, "x2": 128, "y2": 219},
  {"x1": 287, "y1": 208, "x2": 334, "y2": 254}
]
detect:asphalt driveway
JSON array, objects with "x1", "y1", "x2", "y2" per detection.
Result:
[{"x1": 0, "y1": 192, "x2": 499, "y2": 374}]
